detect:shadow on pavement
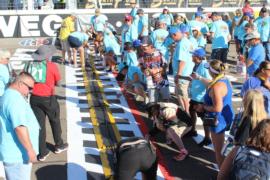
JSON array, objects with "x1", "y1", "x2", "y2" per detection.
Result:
[{"x1": 36, "y1": 164, "x2": 67, "y2": 180}]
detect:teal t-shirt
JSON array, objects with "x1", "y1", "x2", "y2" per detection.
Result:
[
  {"x1": 90, "y1": 15, "x2": 108, "y2": 32},
  {"x1": 137, "y1": 15, "x2": 148, "y2": 36},
  {"x1": 233, "y1": 15, "x2": 242, "y2": 37},
  {"x1": 130, "y1": 8, "x2": 138, "y2": 19},
  {"x1": 103, "y1": 32, "x2": 121, "y2": 55},
  {"x1": 237, "y1": 20, "x2": 248, "y2": 41},
  {"x1": 127, "y1": 66, "x2": 144, "y2": 83},
  {"x1": 172, "y1": 37, "x2": 194, "y2": 81},
  {"x1": 121, "y1": 24, "x2": 138, "y2": 51},
  {"x1": 0, "y1": 64, "x2": 10, "y2": 96},
  {"x1": 159, "y1": 14, "x2": 173, "y2": 26},
  {"x1": 210, "y1": 20, "x2": 230, "y2": 49},
  {"x1": 197, "y1": 35, "x2": 207, "y2": 48},
  {"x1": 188, "y1": 20, "x2": 209, "y2": 35},
  {"x1": 0, "y1": 89, "x2": 40, "y2": 163},
  {"x1": 150, "y1": 28, "x2": 169, "y2": 58},
  {"x1": 189, "y1": 36, "x2": 198, "y2": 50},
  {"x1": 255, "y1": 16, "x2": 270, "y2": 42},
  {"x1": 124, "y1": 51, "x2": 138, "y2": 67},
  {"x1": 190, "y1": 60, "x2": 211, "y2": 102}
]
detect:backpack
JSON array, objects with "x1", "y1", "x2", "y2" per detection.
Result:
[
  {"x1": 24, "y1": 60, "x2": 47, "y2": 83},
  {"x1": 230, "y1": 146, "x2": 270, "y2": 180}
]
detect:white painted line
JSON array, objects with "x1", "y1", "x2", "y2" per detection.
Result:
[{"x1": 84, "y1": 147, "x2": 100, "y2": 156}]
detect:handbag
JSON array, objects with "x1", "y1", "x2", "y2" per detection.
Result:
[{"x1": 203, "y1": 114, "x2": 218, "y2": 127}]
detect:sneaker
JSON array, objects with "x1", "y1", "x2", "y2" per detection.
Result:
[
  {"x1": 64, "y1": 60, "x2": 69, "y2": 65},
  {"x1": 198, "y1": 137, "x2": 212, "y2": 147},
  {"x1": 38, "y1": 151, "x2": 50, "y2": 162},
  {"x1": 173, "y1": 148, "x2": 188, "y2": 161},
  {"x1": 54, "y1": 143, "x2": 68, "y2": 154}
]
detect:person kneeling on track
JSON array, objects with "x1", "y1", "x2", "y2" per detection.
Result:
[
  {"x1": 146, "y1": 102, "x2": 192, "y2": 161},
  {"x1": 115, "y1": 137, "x2": 157, "y2": 180},
  {"x1": 104, "y1": 50, "x2": 117, "y2": 72},
  {"x1": 68, "y1": 31, "x2": 90, "y2": 68}
]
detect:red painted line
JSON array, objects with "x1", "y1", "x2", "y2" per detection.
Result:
[{"x1": 116, "y1": 80, "x2": 175, "y2": 180}]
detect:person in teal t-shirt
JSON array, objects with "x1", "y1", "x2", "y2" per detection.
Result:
[
  {"x1": 0, "y1": 73, "x2": 39, "y2": 180},
  {"x1": 0, "y1": 49, "x2": 11, "y2": 96},
  {"x1": 68, "y1": 31, "x2": 89, "y2": 67},
  {"x1": 210, "y1": 12, "x2": 230, "y2": 63},
  {"x1": 192, "y1": 26, "x2": 207, "y2": 49},
  {"x1": 150, "y1": 19, "x2": 169, "y2": 62},
  {"x1": 121, "y1": 15, "x2": 138, "y2": 52},
  {"x1": 254, "y1": 7, "x2": 270, "y2": 61},
  {"x1": 188, "y1": 11, "x2": 209, "y2": 36},
  {"x1": 188, "y1": 48, "x2": 212, "y2": 146},
  {"x1": 90, "y1": 9, "x2": 108, "y2": 33},
  {"x1": 123, "y1": 42, "x2": 138, "y2": 67},
  {"x1": 129, "y1": 0, "x2": 138, "y2": 19},
  {"x1": 136, "y1": 9, "x2": 148, "y2": 40},
  {"x1": 159, "y1": 7, "x2": 173, "y2": 26},
  {"x1": 170, "y1": 26, "x2": 194, "y2": 113}
]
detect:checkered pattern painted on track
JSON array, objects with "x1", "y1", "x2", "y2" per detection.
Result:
[{"x1": 66, "y1": 56, "x2": 165, "y2": 180}]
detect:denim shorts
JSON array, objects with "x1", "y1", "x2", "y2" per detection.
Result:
[
  {"x1": 68, "y1": 36, "x2": 82, "y2": 48},
  {"x1": 4, "y1": 162, "x2": 32, "y2": 180}
]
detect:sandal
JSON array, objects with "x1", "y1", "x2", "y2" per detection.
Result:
[{"x1": 173, "y1": 149, "x2": 188, "y2": 161}]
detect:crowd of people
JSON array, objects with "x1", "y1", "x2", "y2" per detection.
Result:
[
  {"x1": 1, "y1": 0, "x2": 270, "y2": 179},
  {"x1": 82, "y1": 1, "x2": 270, "y2": 178}
]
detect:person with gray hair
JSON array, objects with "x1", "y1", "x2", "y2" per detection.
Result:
[
  {"x1": 0, "y1": 49, "x2": 11, "y2": 96},
  {"x1": 0, "y1": 72, "x2": 39, "y2": 180}
]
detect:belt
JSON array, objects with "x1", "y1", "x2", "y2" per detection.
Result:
[{"x1": 119, "y1": 139, "x2": 148, "y2": 153}]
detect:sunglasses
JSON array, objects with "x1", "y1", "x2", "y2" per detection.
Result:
[{"x1": 21, "y1": 81, "x2": 33, "y2": 91}]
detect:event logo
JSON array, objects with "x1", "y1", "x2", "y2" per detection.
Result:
[
  {"x1": 19, "y1": 38, "x2": 51, "y2": 46},
  {"x1": 0, "y1": 15, "x2": 63, "y2": 38}
]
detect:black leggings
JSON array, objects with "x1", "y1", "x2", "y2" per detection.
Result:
[{"x1": 115, "y1": 139, "x2": 157, "y2": 180}]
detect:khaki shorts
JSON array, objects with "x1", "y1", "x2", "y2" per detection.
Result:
[
  {"x1": 60, "y1": 40, "x2": 70, "y2": 51},
  {"x1": 175, "y1": 82, "x2": 189, "y2": 99},
  {"x1": 169, "y1": 125, "x2": 191, "y2": 138}
]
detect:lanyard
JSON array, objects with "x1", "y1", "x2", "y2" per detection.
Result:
[
  {"x1": 257, "y1": 75, "x2": 266, "y2": 81},
  {"x1": 208, "y1": 73, "x2": 224, "y2": 89}
]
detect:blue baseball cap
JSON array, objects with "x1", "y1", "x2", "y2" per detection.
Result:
[
  {"x1": 192, "y1": 48, "x2": 206, "y2": 58},
  {"x1": 180, "y1": 25, "x2": 189, "y2": 33},
  {"x1": 195, "y1": 11, "x2": 203, "y2": 17},
  {"x1": 169, "y1": 26, "x2": 181, "y2": 35},
  {"x1": 133, "y1": 39, "x2": 142, "y2": 47}
]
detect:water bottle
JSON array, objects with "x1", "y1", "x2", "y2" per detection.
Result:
[
  {"x1": 236, "y1": 60, "x2": 246, "y2": 76},
  {"x1": 146, "y1": 76, "x2": 154, "y2": 89}
]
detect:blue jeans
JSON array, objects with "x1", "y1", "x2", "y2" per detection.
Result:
[
  {"x1": 4, "y1": 162, "x2": 32, "y2": 180},
  {"x1": 263, "y1": 42, "x2": 270, "y2": 61}
]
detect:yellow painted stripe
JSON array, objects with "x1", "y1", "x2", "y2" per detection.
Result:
[
  {"x1": 81, "y1": 65, "x2": 113, "y2": 179},
  {"x1": 90, "y1": 57, "x2": 121, "y2": 143}
]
